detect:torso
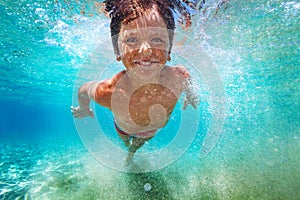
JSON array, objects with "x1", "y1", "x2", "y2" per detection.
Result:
[{"x1": 95, "y1": 66, "x2": 188, "y2": 134}]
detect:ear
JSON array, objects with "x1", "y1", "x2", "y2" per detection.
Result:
[
  {"x1": 116, "y1": 55, "x2": 121, "y2": 61},
  {"x1": 167, "y1": 55, "x2": 171, "y2": 61}
]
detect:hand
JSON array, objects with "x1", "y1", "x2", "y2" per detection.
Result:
[
  {"x1": 183, "y1": 96, "x2": 200, "y2": 110},
  {"x1": 70, "y1": 106, "x2": 94, "y2": 118}
]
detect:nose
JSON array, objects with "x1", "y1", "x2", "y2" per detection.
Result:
[{"x1": 138, "y1": 41, "x2": 152, "y2": 56}]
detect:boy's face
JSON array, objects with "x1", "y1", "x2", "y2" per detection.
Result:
[{"x1": 118, "y1": 5, "x2": 170, "y2": 73}]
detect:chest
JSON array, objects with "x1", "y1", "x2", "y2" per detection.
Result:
[{"x1": 112, "y1": 83, "x2": 181, "y2": 127}]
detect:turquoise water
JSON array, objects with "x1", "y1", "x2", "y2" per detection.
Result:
[{"x1": 0, "y1": 0, "x2": 299, "y2": 199}]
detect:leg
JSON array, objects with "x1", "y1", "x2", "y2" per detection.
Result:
[
  {"x1": 117, "y1": 132, "x2": 131, "y2": 147},
  {"x1": 129, "y1": 137, "x2": 151, "y2": 153},
  {"x1": 125, "y1": 136, "x2": 154, "y2": 164}
]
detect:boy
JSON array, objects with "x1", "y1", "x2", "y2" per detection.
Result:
[{"x1": 71, "y1": 0, "x2": 199, "y2": 164}]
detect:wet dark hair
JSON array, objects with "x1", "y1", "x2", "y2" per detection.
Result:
[{"x1": 103, "y1": 0, "x2": 195, "y2": 57}]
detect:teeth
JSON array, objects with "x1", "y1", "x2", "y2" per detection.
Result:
[
  {"x1": 136, "y1": 62, "x2": 150, "y2": 66},
  {"x1": 135, "y1": 61, "x2": 157, "y2": 66}
]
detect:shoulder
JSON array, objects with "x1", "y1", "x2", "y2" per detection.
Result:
[
  {"x1": 167, "y1": 65, "x2": 190, "y2": 79},
  {"x1": 94, "y1": 70, "x2": 126, "y2": 108},
  {"x1": 95, "y1": 70, "x2": 126, "y2": 95},
  {"x1": 98, "y1": 70, "x2": 125, "y2": 89}
]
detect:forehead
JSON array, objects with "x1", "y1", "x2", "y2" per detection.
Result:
[{"x1": 120, "y1": 5, "x2": 167, "y2": 32}]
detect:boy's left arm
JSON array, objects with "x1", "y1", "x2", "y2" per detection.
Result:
[
  {"x1": 183, "y1": 78, "x2": 200, "y2": 110},
  {"x1": 174, "y1": 66, "x2": 200, "y2": 109}
]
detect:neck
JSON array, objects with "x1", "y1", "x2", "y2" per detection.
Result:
[{"x1": 126, "y1": 66, "x2": 165, "y2": 88}]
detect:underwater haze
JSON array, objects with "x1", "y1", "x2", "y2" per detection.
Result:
[{"x1": 0, "y1": 0, "x2": 299, "y2": 199}]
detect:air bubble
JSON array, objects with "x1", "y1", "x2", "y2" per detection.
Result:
[{"x1": 144, "y1": 183, "x2": 151, "y2": 192}]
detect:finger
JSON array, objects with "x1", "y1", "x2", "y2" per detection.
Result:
[
  {"x1": 72, "y1": 111, "x2": 80, "y2": 118},
  {"x1": 183, "y1": 99, "x2": 188, "y2": 110},
  {"x1": 193, "y1": 98, "x2": 200, "y2": 109},
  {"x1": 70, "y1": 106, "x2": 77, "y2": 111},
  {"x1": 183, "y1": 104, "x2": 187, "y2": 110},
  {"x1": 71, "y1": 109, "x2": 77, "y2": 115},
  {"x1": 192, "y1": 103, "x2": 197, "y2": 109},
  {"x1": 88, "y1": 111, "x2": 94, "y2": 117}
]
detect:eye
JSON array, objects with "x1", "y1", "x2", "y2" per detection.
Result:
[
  {"x1": 125, "y1": 37, "x2": 138, "y2": 43},
  {"x1": 151, "y1": 38, "x2": 165, "y2": 43}
]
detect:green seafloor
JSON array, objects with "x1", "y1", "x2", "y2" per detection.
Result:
[{"x1": 0, "y1": 0, "x2": 299, "y2": 199}]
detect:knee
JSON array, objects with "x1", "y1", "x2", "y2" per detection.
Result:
[{"x1": 134, "y1": 138, "x2": 147, "y2": 147}]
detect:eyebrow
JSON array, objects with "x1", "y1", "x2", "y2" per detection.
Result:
[
  {"x1": 150, "y1": 32, "x2": 169, "y2": 39},
  {"x1": 122, "y1": 29, "x2": 168, "y2": 38},
  {"x1": 151, "y1": 32, "x2": 160, "y2": 36}
]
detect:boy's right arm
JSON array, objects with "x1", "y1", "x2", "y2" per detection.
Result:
[
  {"x1": 71, "y1": 71, "x2": 125, "y2": 119},
  {"x1": 71, "y1": 81, "x2": 98, "y2": 118}
]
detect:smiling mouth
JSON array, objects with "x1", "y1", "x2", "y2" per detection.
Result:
[{"x1": 134, "y1": 61, "x2": 159, "y2": 67}]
